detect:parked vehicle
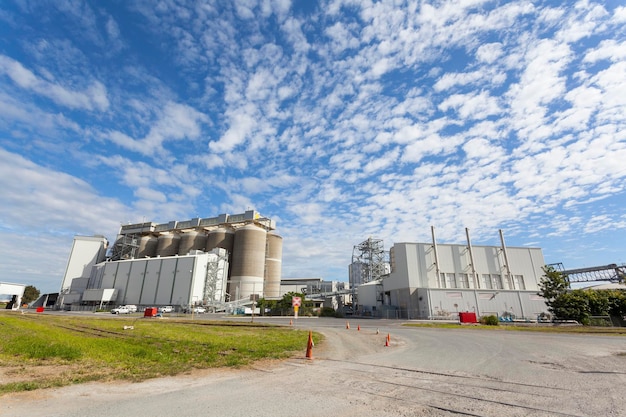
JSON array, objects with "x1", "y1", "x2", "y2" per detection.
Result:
[
  {"x1": 159, "y1": 306, "x2": 173, "y2": 313},
  {"x1": 182, "y1": 305, "x2": 206, "y2": 314},
  {"x1": 125, "y1": 305, "x2": 138, "y2": 313},
  {"x1": 111, "y1": 306, "x2": 131, "y2": 314}
]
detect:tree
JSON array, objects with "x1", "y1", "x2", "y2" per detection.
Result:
[
  {"x1": 538, "y1": 265, "x2": 569, "y2": 313},
  {"x1": 550, "y1": 290, "x2": 590, "y2": 324},
  {"x1": 22, "y1": 285, "x2": 40, "y2": 305}
]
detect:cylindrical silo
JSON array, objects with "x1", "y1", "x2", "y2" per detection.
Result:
[
  {"x1": 178, "y1": 230, "x2": 207, "y2": 255},
  {"x1": 137, "y1": 235, "x2": 158, "y2": 258},
  {"x1": 156, "y1": 233, "x2": 181, "y2": 257},
  {"x1": 264, "y1": 232, "x2": 283, "y2": 298},
  {"x1": 230, "y1": 224, "x2": 267, "y2": 300},
  {"x1": 205, "y1": 227, "x2": 235, "y2": 253}
]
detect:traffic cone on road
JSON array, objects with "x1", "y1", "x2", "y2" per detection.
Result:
[
  {"x1": 306, "y1": 331, "x2": 314, "y2": 360},
  {"x1": 385, "y1": 333, "x2": 391, "y2": 347},
  {"x1": 357, "y1": 325, "x2": 360, "y2": 331}
]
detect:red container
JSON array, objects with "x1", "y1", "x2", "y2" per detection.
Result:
[
  {"x1": 36, "y1": 307, "x2": 44, "y2": 313},
  {"x1": 144, "y1": 307, "x2": 158, "y2": 317},
  {"x1": 459, "y1": 312, "x2": 477, "y2": 323}
]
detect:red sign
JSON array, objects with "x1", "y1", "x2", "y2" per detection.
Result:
[{"x1": 292, "y1": 296, "x2": 302, "y2": 307}]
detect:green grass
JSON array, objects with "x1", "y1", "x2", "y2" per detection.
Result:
[
  {"x1": 0, "y1": 313, "x2": 319, "y2": 394},
  {"x1": 403, "y1": 322, "x2": 626, "y2": 335}
]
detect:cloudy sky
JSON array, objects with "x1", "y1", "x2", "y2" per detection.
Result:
[{"x1": 1, "y1": 1, "x2": 625, "y2": 293}]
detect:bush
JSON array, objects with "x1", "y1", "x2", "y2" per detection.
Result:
[
  {"x1": 319, "y1": 307, "x2": 337, "y2": 317},
  {"x1": 480, "y1": 315, "x2": 499, "y2": 326}
]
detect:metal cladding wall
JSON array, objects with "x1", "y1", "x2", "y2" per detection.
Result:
[
  {"x1": 124, "y1": 260, "x2": 145, "y2": 304},
  {"x1": 61, "y1": 236, "x2": 108, "y2": 291},
  {"x1": 230, "y1": 224, "x2": 267, "y2": 300},
  {"x1": 137, "y1": 236, "x2": 158, "y2": 258},
  {"x1": 178, "y1": 231, "x2": 207, "y2": 256},
  {"x1": 139, "y1": 260, "x2": 161, "y2": 305},
  {"x1": 170, "y1": 257, "x2": 195, "y2": 306},
  {"x1": 205, "y1": 227, "x2": 234, "y2": 253},
  {"x1": 156, "y1": 233, "x2": 181, "y2": 257},
  {"x1": 155, "y1": 258, "x2": 177, "y2": 304},
  {"x1": 114, "y1": 261, "x2": 131, "y2": 298},
  {"x1": 264, "y1": 233, "x2": 283, "y2": 298}
]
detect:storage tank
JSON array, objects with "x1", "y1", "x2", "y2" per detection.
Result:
[
  {"x1": 156, "y1": 233, "x2": 181, "y2": 257},
  {"x1": 230, "y1": 224, "x2": 267, "y2": 300},
  {"x1": 137, "y1": 235, "x2": 158, "y2": 258},
  {"x1": 178, "y1": 230, "x2": 207, "y2": 255},
  {"x1": 205, "y1": 227, "x2": 234, "y2": 253},
  {"x1": 264, "y1": 232, "x2": 283, "y2": 298}
]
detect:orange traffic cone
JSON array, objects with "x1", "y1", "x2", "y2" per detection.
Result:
[
  {"x1": 385, "y1": 333, "x2": 391, "y2": 347},
  {"x1": 306, "y1": 331, "x2": 313, "y2": 360},
  {"x1": 357, "y1": 325, "x2": 360, "y2": 331},
  {"x1": 346, "y1": 321, "x2": 350, "y2": 329}
]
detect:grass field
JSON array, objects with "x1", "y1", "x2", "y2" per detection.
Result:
[{"x1": 0, "y1": 312, "x2": 317, "y2": 394}]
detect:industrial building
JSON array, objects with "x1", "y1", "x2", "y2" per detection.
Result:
[
  {"x1": 0, "y1": 282, "x2": 26, "y2": 310},
  {"x1": 354, "y1": 228, "x2": 549, "y2": 320},
  {"x1": 280, "y1": 278, "x2": 351, "y2": 311},
  {"x1": 58, "y1": 210, "x2": 283, "y2": 311}
]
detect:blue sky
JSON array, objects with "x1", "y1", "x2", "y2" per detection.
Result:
[{"x1": 1, "y1": 0, "x2": 625, "y2": 294}]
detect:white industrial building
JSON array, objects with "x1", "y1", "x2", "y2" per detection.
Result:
[
  {"x1": 57, "y1": 210, "x2": 283, "y2": 311},
  {"x1": 280, "y1": 278, "x2": 351, "y2": 311},
  {"x1": 355, "y1": 229, "x2": 548, "y2": 320},
  {"x1": 0, "y1": 282, "x2": 26, "y2": 310}
]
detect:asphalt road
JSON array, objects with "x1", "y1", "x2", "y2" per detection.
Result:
[{"x1": 3, "y1": 316, "x2": 626, "y2": 417}]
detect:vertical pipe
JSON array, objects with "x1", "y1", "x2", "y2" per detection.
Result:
[
  {"x1": 499, "y1": 229, "x2": 513, "y2": 289},
  {"x1": 431, "y1": 226, "x2": 441, "y2": 284},
  {"x1": 466, "y1": 228, "x2": 479, "y2": 288}
]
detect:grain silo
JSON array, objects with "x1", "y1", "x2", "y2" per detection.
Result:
[
  {"x1": 264, "y1": 232, "x2": 283, "y2": 298},
  {"x1": 156, "y1": 233, "x2": 181, "y2": 257},
  {"x1": 230, "y1": 224, "x2": 267, "y2": 300},
  {"x1": 205, "y1": 227, "x2": 235, "y2": 253},
  {"x1": 178, "y1": 230, "x2": 207, "y2": 255},
  {"x1": 137, "y1": 235, "x2": 158, "y2": 258}
]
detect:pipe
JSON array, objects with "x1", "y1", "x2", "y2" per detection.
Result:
[
  {"x1": 466, "y1": 228, "x2": 478, "y2": 288},
  {"x1": 499, "y1": 229, "x2": 513, "y2": 289},
  {"x1": 431, "y1": 226, "x2": 441, "y2": 282}
]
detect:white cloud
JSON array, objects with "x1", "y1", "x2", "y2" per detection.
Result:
[{"x1": 0, "y1": 55, "x2": 109, "y2": 111}]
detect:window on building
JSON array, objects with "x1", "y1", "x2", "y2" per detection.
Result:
[
  {"x1": 445, "y1": 273, "x2": 456, "y2": 288},
  {"x1": 503, "y1": 274, "x2": 514, "y2": 290},
  {"x1": 437, "y1": 273, "x2": 446, "y2": 288},
  {"x1": 457, "y1": 273, "x2": 469, "y2": 289},
  {"x1": 481, "y1": 274, "x2": 492, "y2": 289},
  {"x1": 470, "y1": 273, "x2": 478, "y2": 288},
  {"x1": 513, "y1": 275, "x2": 526, "y2": 290},
  {"x1": 491, "y1": 274, "x2": 503, "y2": 289}
]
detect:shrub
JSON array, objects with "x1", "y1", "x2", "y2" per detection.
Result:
[
  {"x1": 319, "y1": 307, "x2": 337, "y2": 317},
  {"x1": 480, "y1": 315, "x2": 499, "y2": 326}
]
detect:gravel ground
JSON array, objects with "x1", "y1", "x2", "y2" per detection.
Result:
[{"x1": 2, "y1": 319, "x2": 626, "y2": 417}]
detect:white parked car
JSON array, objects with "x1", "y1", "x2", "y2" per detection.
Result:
[
  {"x1": 159, "y1": 306, "x2": 173, "y2": 313},
  {"x1": 125, "y1": 305, "x2": 138, "y2": 313},
  {"x1": 192, "y1": 306, "x2": 206, "y2": 314},
  {"x1": 111, "y1": 306, "x2": 131, "y2": 314}
]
